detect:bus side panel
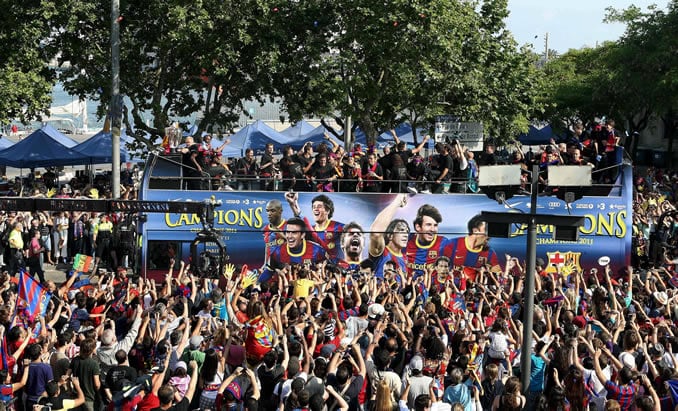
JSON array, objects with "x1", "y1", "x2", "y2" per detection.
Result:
[{"x1": 140, "y1": 172, "x2": 631, "y2": 278}]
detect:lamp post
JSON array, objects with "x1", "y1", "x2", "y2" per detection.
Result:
[
  {"x1": 479, "y1": 164, "x2": 590, "y2": 392},
  {"x1": 111, "y1": 0, "x2": 121, "y2": 199}
]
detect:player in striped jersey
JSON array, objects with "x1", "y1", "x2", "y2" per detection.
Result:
[
  {"x1": 444, "y1": 214, "x2": 501, "y2": 282},
  {"x1": 405, "y1": 204, "x2": 452, "y2": 279},
  {"x1": 285, "y1": 192, "x2": 345, "y2": 262},
  {"x1": 260, "y1": 217, "x2": 327, "y2": 282},
  {"x1": 262, "y1": 200, "x2": 287, "y2": 264},
  {"x1": 367, "y1": 194, "x2": 409, "y2": 282}
]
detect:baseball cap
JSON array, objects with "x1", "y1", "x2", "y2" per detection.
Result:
[
  {"x1": 572, "y1": 316, "x2": 587, "y2": 329},
  {"x1": 226, "y1": 345, "x2": 245, "y2": 367},
  {"x1": 225, "y1": 381, "x2": 242, "y2": 401},
  {"x1": 189, "y1": 335, "x2": 204, "y2": 350},
  {"x1": 173, "y1": 361, "x2": 187, "y2": 372},
  {"x1": 409, "y1": 355, "x2": 424, "y2": 372},
  {"x1": 320, "y1": 344, "x2": 336, "y2": 358},
  {"x1": 368, "y1": 303, "x2": 385, "y2": 320}
]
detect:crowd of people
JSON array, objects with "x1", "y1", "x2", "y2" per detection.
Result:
[
  {"x1": 176, "y1": 119, "x2": 623, "y2": 194},
  {"x1": 0, "y1": 118, "x2": 663, "y2": 411}
]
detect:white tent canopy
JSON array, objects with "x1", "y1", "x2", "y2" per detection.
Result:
[{"x1": 48, "y1": 99, "x2": 89, "y2": 133}]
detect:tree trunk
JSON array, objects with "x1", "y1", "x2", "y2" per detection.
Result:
[
  {"x1": 358, "y1": 114, "x2": 377, "y2": 147},
  {"x1": 662, "y1": 108, "x2": 677, "y2": 169},
  {"x1": 626, "y1": 108, "x2": 651, "y2": 159},
  {"x1": 410, "y1": 119, "x2": 419, "y2": 146}
]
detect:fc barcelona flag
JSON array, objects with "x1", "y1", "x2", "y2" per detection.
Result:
[{"x1": 17, "y1": 270, "x2": 52, "y2": 322}]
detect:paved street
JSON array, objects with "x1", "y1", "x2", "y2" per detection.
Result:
[{"x1": 44, "y1": 263, "x2": 81, "y2": 284}]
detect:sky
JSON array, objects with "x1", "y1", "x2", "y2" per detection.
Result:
[{"x1": 506, "y1": 0, "x2": 665, "y2": 53}]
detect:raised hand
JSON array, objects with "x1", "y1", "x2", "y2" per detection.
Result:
[{"x1": 223, "y1": 263, "x2": 236, "y2": 279}]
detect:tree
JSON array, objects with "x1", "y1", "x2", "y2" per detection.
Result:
[
  {"x1": 0, "y1": 2, "x2": 57, "y2": 124},
  {"x1": 49, "y1": 0, "x2": 281, "y2": 149},
  {"x1": 266, "y1": 0, "x2": 512, "y2": 145},
  {"x1": 467, "y1": 0, "x2": 543, "y2": 144},
  {"x1": 540, "y1": 45, "x2": 620, "y2": 131},
  {"x1": 607, "y1": 1, "x2": 678, "y2": 164}
]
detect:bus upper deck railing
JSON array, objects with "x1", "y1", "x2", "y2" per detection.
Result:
[
  {"x1": 146, "y1": 175, "x2": 624, "y2": 195},
  {"x1": 144, "y1": 152, "x2": 626, "y2": 195}
]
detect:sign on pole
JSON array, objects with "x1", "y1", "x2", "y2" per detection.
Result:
[{"x1": 434, "y1": 116, "x2": 484, "y2": 151}]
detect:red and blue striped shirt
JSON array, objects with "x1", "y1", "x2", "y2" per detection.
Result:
[
  {"x1": 604, "y1": 380, "x2": 637, "y2": 411},
  {"x1": 406, "y1": 234, "x2": 451, "y2": 278}
]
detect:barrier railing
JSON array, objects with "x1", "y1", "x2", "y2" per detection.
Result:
[{"x1": 147, "y1": 174, "x2": 477, "y2": 194}]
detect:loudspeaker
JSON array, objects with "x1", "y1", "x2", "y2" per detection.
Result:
[
  {"x1": 487, "y1": 222, "x2": 511, "y2": 238},
  {"x1": 554, "y1": 226, "x2": 579, "y2": 242}
]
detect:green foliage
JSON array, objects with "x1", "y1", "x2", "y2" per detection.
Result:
[
  {"x1": 541, "y1": 0, "x2": 678, "y2": 139},
  {"x1": 50, "y1": 0, "x2": 282, "y2": 147},
  {"x1": 265, "y1": 0, "x2": 539, "y2": 145},
  {"x1": 0, "y1": 1, "x2": 57, "y2": 124},
  {"x1": 40, "y1": 0, "x2": 540, "y2": 150}
]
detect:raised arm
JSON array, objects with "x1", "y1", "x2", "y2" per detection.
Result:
[
  {"x1": 68, "y1": 377, "x2": 86, "y2": 409},
  {"x1": 411, "y1": 134, "x2": 431, "y2": 155},
  {"x1": 184, "y1": 360, "x2": 200, "y2": 403},
  {"x1": 368, "y1": 193, "x2": 407, "y2": 257},
  {"x1": 593, "y1": 349, "x2": 610, "y2": 387},
  {"x1": 215, "y1": 138, "x2": 232, "y2": 153}
]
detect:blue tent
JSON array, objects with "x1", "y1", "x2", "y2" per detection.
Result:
[
  {"x1": 352, "y1": 127, "x2": 393, "y2": 149},
  {"x1": 379, "y1": 123, "x2": 430, "y2": 147},
  {"x1": 280, "y1": 120, "x2": 316, "y2": 139},
  {"x1": 0, "y1": 136, "x2": 15, "y2": 150},
  {"x1": 0, "y1": 127, "x2": 89, "y2": 168},
  {"x1": 40, "y1": 124, "x2": 79, "y2": 147},
  {"x1": 518, "y1": 125, "x2": 555, "y2": 145},
  {"x1": 352, "y1": 123, "x2": 430, "y2": 149},
  {"x1": 219, "y1": 120, "x2": 288, "y2": 157},
  {"x1": 286, "y1": 125, "x2": 344, "y2": 150},
  {"x1": 73, "y1": 129, "x2": 129, "y2": 164}
]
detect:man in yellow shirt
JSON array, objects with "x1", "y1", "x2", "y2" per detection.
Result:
[
  {"x1": 8, "y1": 222, "x2": 25, "y2": 275},
  {"x1": 292, "y1": 269, "x2": 321, "y2": 299},
  {"x1": 93, "y1": 214, "x2": 115, "y2": 271}
]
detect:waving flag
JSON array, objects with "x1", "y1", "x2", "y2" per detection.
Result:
[
  {"x1": 666, "y1": 379, "x2": 678, "y2": 406},
  {"x1": 72, "y1": 254, "x2": 94, "y2": 273},
  {"x1": 17, "y1": 270, "x2": 52, "y2": 322},
  {"x1": 0, "y1": 335, "x2": 7, "y2": 370}
]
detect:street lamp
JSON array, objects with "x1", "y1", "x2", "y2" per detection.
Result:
[{"x1": 479, "y1": 164, "x2": 591, "y2": 393}]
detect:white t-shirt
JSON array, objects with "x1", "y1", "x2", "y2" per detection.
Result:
[
  {"x1": 344, "y1": 316, "x2": 368, "y2": 340},
  {"x1": 583, "y1": 365, "x2": 611, "y2": 411}
]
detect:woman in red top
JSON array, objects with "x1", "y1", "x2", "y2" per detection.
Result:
[{"x1": 244, "y1": 301, "x2": 276, "y2": 365}]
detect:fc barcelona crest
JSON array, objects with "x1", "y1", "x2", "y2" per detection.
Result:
[
  {"x1": 326, "y1": 232, "x2": 334, "y2": 240},
  {"x1": 428, "y1": 250, "x2": 438, "y2": 259},
  {"x1": 544, "y1": 251, "x2": 582, "y2": 276}
]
